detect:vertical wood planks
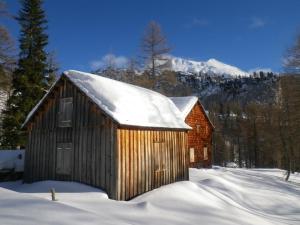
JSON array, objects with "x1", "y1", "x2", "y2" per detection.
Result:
[{"x1": 115, "y1": 128, "x2": 188, "y2": 200}]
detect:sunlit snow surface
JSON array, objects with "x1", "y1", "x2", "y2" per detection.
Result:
[
  {"x1": 1, "y1": 167, "x2": 299, "y2": 225},
  {"x1": 169, "y1": 96, "x2": 198, "y2": 118},
  {"x1": 0, "y1": 150, "x2": 24, "y2": 172}
]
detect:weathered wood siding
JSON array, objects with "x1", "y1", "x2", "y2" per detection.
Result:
[
  {"x1": 24, "y1": 77, "x2": 118, "y2": 198},
  {"x1": 185, "y1": 102, "x2": 213, "y2": 168},
  {"x1": 24, "y1": 75, "x2": 189, "y2": 201},
  {"x1": 116, "y1": 128, "x2": 188, "y2": 200}
]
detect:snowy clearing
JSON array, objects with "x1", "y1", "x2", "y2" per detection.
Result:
[{"x1": 0, "y1": 168, "x2": 299, "y2": 225}]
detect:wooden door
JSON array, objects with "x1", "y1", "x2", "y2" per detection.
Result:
[
  {"x1": 154, "y1": 142, "x2": 166, "y2": 188},
  {"x1": 56, "y1": 143, "x2": 72, "y2": 175}
]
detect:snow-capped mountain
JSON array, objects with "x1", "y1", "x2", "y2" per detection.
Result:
[
  {"x1": 94, "y1": 56, "x2": 278, "y2": 105},
  {"x1": 163, "y1": 56, "x2": 249, "y2": 77}
]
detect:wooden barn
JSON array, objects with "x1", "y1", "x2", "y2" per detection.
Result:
[
  {"x1": 22, "y1": 70, "x2": 190, "y2": 200},
  {"x1": 170, "y1": 97, "x2": 214, "y2": 168}
]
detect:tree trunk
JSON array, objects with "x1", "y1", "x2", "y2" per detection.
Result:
[{"x1": 238, "y1": 136, "x2": 242, "y2": 168}]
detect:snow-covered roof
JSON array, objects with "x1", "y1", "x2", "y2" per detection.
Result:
[
  {"x1": 169, "y1": 96, "x2": 214, "y2": 128},
  {"x1": 169, "y1": 96, "x2": 198, "y2": 119},
  {"x1": 23, "y1": 70, "x2": 190, "y2": 130}
]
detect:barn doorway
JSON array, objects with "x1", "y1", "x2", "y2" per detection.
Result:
[
  {"x1": 154, "y1": 142, "x2": 166, "y2": 188},
  {"x1": 56, "y1": 143, "x2": 72, "y2": 175}
]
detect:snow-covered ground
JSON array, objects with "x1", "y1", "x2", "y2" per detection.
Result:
[
  {"x1": 0, "y1": 167, "x2": 299, "y2": 225},
  {"x1": 0, "y1": 150, "x2": 25, "y2": 172}
]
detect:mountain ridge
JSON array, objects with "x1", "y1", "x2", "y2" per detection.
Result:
[{"x1": 162, "y1": 56, "x2": 250, "y2": 77}]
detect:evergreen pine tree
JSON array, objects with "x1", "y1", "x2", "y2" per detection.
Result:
[{"x1": 1, "y1": 0, "x2": 49, "y2": 148}]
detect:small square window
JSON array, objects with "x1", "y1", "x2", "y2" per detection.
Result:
[
  {"x1": 196, "y1": 125, "x2": 201, "y2": 133},
  {"x1": 56, "y1": 143, "x2": 72, "y2": 175},
  {"x1": 58, "y1": 97, "x2": 73, "y2": 127},
  {"x1": 154, "y1": 143, "x2": 166, "y2": 171},
  {"x1": 203, "y1": 147, "x2": 208, "y2": 160},
  {"x1": 205, "y1": 126, "x2": 209, "y2": 135},
  {"x1": 190, "y1": 148, "x2": 195, "y2": 162}
]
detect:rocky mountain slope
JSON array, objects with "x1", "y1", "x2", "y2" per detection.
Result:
[{"x1": 94, "y1": 55, "x2": 279, "y2": 107}]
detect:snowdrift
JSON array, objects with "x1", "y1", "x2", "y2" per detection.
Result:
[{"x1": 0, "y1": 168, "x2": 299, "y2": 225}]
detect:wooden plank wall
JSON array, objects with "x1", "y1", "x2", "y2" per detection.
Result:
[
  {"x1": 24, "y1": 76, "x2": 189, "y2": 201},
  {"x1": 116, "y1": 128, "x2": 188, "y2": 200},
  {"x1": 24, "y1": 77, "x2": 117, "y2": 198}
]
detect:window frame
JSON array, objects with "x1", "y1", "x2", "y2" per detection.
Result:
[
  {"x1": 56, "y1": 142, "x2": 72, "y2": 175},
  {"x1": 196, "y1": 125, "x2": 201, "y2": 133},
  {"x1": 154, "y1": 142, "x2": 166, "y2": 171},
  {"x1": 203, "y1": 146, "x2": 208, "y2": 160},
  {"x1": 189, "y1": 147, "x2": 195, "y2": 163},
  {"x1": 58, "y1": 97, "x2": 73, "y2": 127}
]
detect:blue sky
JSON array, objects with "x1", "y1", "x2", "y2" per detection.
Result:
[{"x1": 2, "y1": 0, "x2": 300, "y2": 73}]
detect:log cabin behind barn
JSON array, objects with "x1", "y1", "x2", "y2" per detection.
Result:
[
  {"x1": 170, "y1": 97, "x2": 214, "y2": 168},
  {"x1": 22, "y1": 70, "x2": 190, "y2": 201}
]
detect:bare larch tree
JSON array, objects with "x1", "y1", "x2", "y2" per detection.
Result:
[
  {"x1": 279, "y1": 31, "x2": 300, "y2": 180},
  {"x1": 285, "y1": 32, "x2": 300, "y2": 74},
  {"x1": 0, "y1": 0, "x2": 15, "y2": 91},
  {"x1": 141, "y1": 21, "x2": 170, "y2": 77}
]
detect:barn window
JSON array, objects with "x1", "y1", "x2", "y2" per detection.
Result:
[
  {"x1": 154, "y1": 143, "x2": 166, "y2": 171},
  {"x1": 56, "y1": 143, "x2": 72, "y2": 175},
  {"x1": 153, "y1": 135, "x2": 164, "y2": 143},
  {"x1": 196, "y1": 125, "x2": 201, "y2": 133},
  {"x1": 205, "y1": 126, "x2": 209, "y2": 135},
  {"x1": 189, "y1": 148, "x2": 195, "y2": 162},
  {"x1": 58, "y1": 97, "x2": 73, "y2": 127},
  {"x1": 203, "y1": 146, "x2": 208, "y2": 160}
]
